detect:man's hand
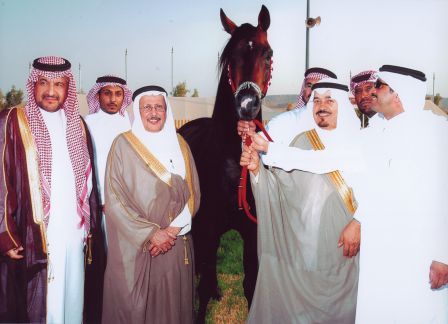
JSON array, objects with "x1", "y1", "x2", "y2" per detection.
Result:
[
  {"x1": 166, "y1": 226, "x2": 181, "y2": 237},
  {"x1": 429, "y1": 261, "x2": 448, "y2": 289},
  {"x1": 237, "y1": 120, "x2": 256, "y2": 137},
  {"x1": 240, "y1": 145, "x2": 260, "y2": 175},
  {"x1": 248, "y1": 131, "x2": 269, "y2": 153},
  {"x1": 6, "y1": 246, "x2": 24, "y2": 259},
  {"x1": 149, "y1": 229, "x2": 176, "y2": 257},
  {"x1": 338, "y1": 219, "x2": 360, "y2": 258}
]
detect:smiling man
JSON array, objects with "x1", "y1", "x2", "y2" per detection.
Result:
[
  {"x1": 85, "y1": 76, "x2": 132, "y2": 249},
  {"x1": 241, "y1": 79, "x2": 361, "y2": 323},
  {"x1": 102, "y1": 85, "x2": 200, "y2": 323},
  {"x1": 237, "y1": 67, "x2": 337, "y2": 145},
  {"x1": 0, "y1": 56, "x2": 105, "y2": 323}
]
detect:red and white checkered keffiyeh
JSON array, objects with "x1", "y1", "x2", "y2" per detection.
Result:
[
  {"x1": 350, "y1": 70, "x2": 377, "y2": 95},
  {"x1": 86, "y1": 76, "x2": 132, "y2": 115},
  {"x1": 295, "y1": 71, "x2": 333, "y2": 109},
  {"x1": 25, "y1": 56, "x2": 91, "y2": 234}
]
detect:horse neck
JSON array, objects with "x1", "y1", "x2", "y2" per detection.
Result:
[{"x1": 211, "y1": 72, "x2": 241, "y2": 143}]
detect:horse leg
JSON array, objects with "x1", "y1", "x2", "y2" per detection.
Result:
[
  {"x1": 194, "y1": 225, "x2": 222, "y2": 324},
  {"x1": 234, "y1": 216, "x2": 258, "y2": 309}
]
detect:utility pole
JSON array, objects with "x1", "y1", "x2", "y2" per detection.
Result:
[
  {"x1": 171, "y1": 47, "x2": 174, "y2": 95},
  {"x1": 125, "y1": 48, "x2": 128, "y2": 82},
  {"x1": 432, "y1": 72, "x2": 435, "y2": 102},
  {"x1": 305, "y1": 0, "x2": 310, "y2": 70},
  {"x1": 78, "y1": 63, "x2": 82, "y2": 93}
]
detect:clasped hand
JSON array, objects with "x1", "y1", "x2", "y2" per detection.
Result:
[{"x1": 148, "y1": 227, "x2": 180, "y2": 257}]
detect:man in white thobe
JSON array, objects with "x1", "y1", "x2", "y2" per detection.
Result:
[
  {"x1": 353, "y1": 65, "x2": 448, "y2": 324},
  {"x1": 0, "y1": 56, "x2": 104, "y2": 323},
  {"x1": 85, "y1": 75, "x2": 132, "y2": 247}
]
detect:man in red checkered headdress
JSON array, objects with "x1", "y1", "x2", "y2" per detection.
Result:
[
  {"x1": 350, "y1": 70, "x2": 378, "y2": 128},
  {"x1": 0, "y1": 56, "x2": 105, "y2": 323},
  {"x1": 85, "y1": 76, "x2": 132, "y2": 249}
]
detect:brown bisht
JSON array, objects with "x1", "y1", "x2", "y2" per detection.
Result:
[
  {"x1": 247, "y1": 130, "x2": 359, "y2": 324},
  {"x1": 0, "y1": 107, "x2": 106, "y2": 323},
  {"x1": 102, "y1": 132, "x2": 200, "y2": 324}
]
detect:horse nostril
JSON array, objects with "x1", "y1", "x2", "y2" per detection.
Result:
[{"x1": 235, "y1": 89, "x2": 261, "y2": 121}]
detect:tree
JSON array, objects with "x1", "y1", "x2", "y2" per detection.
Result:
[
  {"x1": 191, "y1": 88, "x2": 199, "y2": 97},
  {"x1": 0, "y1": 89, "x2": 5, "y2": 111},
  {"x1": 5, "y1": 86, "x2": 24, "y2": 108},
  {"x1": 171, "y1": 81, "x2": 189, "y2": 97},
  {"x1": 434, "y1": 93, "x2": 442, "y2": 106}
]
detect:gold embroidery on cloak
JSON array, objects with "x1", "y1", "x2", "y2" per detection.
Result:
[
  {"x1": 16, "y1": 108, "x2": 47, "y2": 253},
  {"x1": 2, "y1": 109, "x2": 20, "y2": 248},
  {"x1": 107, "y1": 138, "x2": 161, "y2": 253},
  {"x1": 123, "y1": 131, "x2": 172, "y2": 186},
  {"x1": 177, "y1": 134, "x2": 196, "y2": 216},
  {"x1": 306, "y1": 129, "x2": 358, "y2": 215}
]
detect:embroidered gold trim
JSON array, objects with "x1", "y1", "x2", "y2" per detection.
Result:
[
  {"x1": 2, "y1": 109, "x2": 19, "y2": 248},
  {"x1": 306, "y1": 129, "x2": 358, "y2": 215},
  {"x1": 107, "y1": 138, "x2": 160, "y2": 252},
  {"x1": 123, "y1": 131, "x2": 172, "y2": 186},
  {"x1": 16, "y1": 108, "x2": 47, "y2": 252},
  {"x1": 177, "y1": 135, "x2": 196, "y2": 215}
]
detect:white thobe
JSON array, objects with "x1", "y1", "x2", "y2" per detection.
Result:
[
  {"x1": 41, "y1": 109, "x2": 86, "y2": 324},
  {"x1": 258, "y1": 107, "x2": 448, "y2": 323},
  {"x1": 85, "y1": 110, "x2": 131, "y2": 247},
  {"x1": 353, "y1": 112, "x2": 448, "y2": 324},
  {"x1": 263, "y1": 106, "x2": 311, "y2": 145}
]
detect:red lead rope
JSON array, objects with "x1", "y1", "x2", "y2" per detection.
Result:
[{"x1": 238, "y1": 119, "x2": 273, "y2": 224}]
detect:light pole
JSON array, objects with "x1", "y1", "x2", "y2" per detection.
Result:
[
  {"x1": 78, "y1": 63, "x2": 82, "y2": 94},
  {"x1": 432, "y1": 72, "x2": 435, "y2": 102},
  {"x1": 305, "y1": 0, "x2": 321, "y2": 70},
  {"x1": 125, "y1": 49, "x2": 128, "y2": 83},
  {"x1": 171, "y1": 47, "x2": 174, "y2": 95}
]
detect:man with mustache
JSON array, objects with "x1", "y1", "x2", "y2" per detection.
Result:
[
  {"x1": 0, "y1": 56, "x2": 105, "y2": 323},
  {"x1": 350, "y1": 70, "x2": 378, "y2": 128},
  {"x1": 238, "y1": 67, "x2": 337, "y2": 145},
  {"x1": 241, "y1": 79, "x2": 360, "y2": 323},
  {"x1": 85, "y1": 76, "x2": 132, "y2": 248},
  {"x1": 352, "y1": 65, "x2": 448, "y2": 323},
  {"x1": 102, "y1": 85, "x2": 200, "y2": 323}
]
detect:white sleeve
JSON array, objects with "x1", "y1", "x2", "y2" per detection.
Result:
[
  {"x1": 262, "y1": 142, "x2": 360, "y2": 174},
  {"x1": 265, "y1": 110, "x2": 301, "y2": 145},
  {"x1": 170, "y1": 204, "x2": 191, "y2": 236}
]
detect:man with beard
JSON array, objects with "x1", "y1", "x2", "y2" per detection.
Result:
[
  {"x1": 0, "y1": 56, "x2": 105, "y2": 323},
  {"x1": 352, "y1": 65, "x2": 448, "y2": 323},
  {"x1": 85, "y1": 75, "x2": 132, "y2": 248},
  {"x1": 238, "y1": 67, "x2": 337, "y2": 145},
  {"x1": 241, "y1": 79, "x2": 360, "y2": 323},
  {"x1": 350, "y1": 70, "x2": 378, "y2": 128}
]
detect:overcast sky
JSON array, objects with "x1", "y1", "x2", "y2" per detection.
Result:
[{"x1": 1, "y1": 0, "x2": 447, "y2": 97}]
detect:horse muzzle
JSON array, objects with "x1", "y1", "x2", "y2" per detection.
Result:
[{"x1": 234, "y1": 81, "x2": 262, "y2": 121}]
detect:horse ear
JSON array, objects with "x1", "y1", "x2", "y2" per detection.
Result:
[
  {"x1": 220, "y1": 8, "x2": 237, "y2": 35},
  {"x1": 258, "y1": 5, "x2": 270, "y2": 31}
]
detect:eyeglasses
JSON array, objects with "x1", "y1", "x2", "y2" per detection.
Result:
[
  {"x1": 374, "y1": 80, "x2": 388, "y2": 89},
  {"x1": 139, "y1": 104, "x2": 166, "y2": 113}
]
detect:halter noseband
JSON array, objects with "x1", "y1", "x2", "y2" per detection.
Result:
[{"x1": 227, "y1": 57, "x2": 273, "y2": 99}]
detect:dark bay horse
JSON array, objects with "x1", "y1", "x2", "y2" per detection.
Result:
[{"x1": 178, "y1": 5, "x2": 273, "y2": 322}]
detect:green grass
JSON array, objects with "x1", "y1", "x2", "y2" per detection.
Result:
[
  {"x1": 203, "y1": 230, "x2": 248, "y2": 323},
  {"x1": 216, "y1": 229, "x2": 244, "y2": 275}
]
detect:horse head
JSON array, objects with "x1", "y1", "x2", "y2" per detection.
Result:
[{"x1": 219, "y1": 5, "x2": 273, "y2": 121}]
